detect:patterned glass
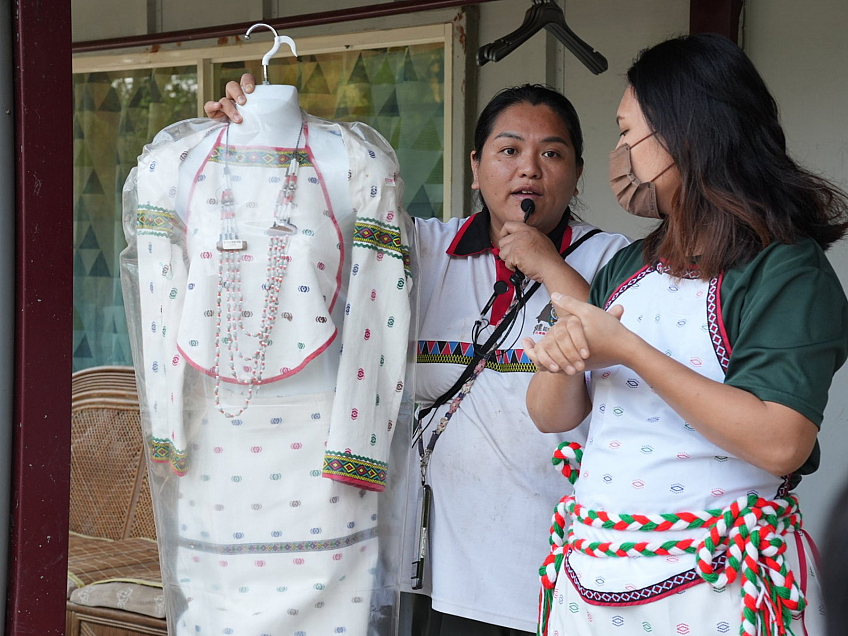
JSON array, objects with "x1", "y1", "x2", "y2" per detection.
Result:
[
  {"x1": 214, "y1": 42, "x2": 445, "y2": 219},
  {"x1": 73, "y1": 66, "x2": 198, "y2": 372}
]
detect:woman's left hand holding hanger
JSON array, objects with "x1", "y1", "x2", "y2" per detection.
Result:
[{"x1": 203, "y1": 73, "x2": 258, "y2": 123}]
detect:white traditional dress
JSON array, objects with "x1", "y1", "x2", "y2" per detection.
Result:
[
  {"x1": 121, "y1": 112, "x2": 414, "y2": 636},
  {"x1": 541, "y1": 239, "x2": 848, "y2": 636}
]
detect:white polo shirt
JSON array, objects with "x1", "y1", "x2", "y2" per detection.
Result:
[{"x1": 404, "y1": 210, "x2": 629, "y2": 631}]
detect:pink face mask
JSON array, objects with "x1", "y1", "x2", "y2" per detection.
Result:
[{"x1": 609, "y1": 132, "x2": 674, "y2": 219}]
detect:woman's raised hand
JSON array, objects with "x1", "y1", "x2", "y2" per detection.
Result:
[
  {"x1": 497, "y1": 221, "x2": 563, "y2": 285},
  {"x1": 203, "y1": 73, "x2": 257, "y2": 123},
  {"x1": 524, "y1": 294, "x2": 629, "y2": 374}
]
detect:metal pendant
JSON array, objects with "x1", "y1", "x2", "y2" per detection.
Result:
[
  {"x1": 216, "y1": 239, "x2": 247, "y2": 251},
  {"x1": 268, "y1": 221, "x2": 297, "y2": 235}
]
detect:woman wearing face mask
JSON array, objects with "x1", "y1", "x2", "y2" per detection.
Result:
[
  {"x1": 525, "y1": 34, "x2": 848, "y2": 636},
  {"x1": 206, "y1": 81, "x2": 629, "y2": 634}
]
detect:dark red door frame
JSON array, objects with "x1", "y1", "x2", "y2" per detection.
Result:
[
  {"x1": 7, "y1": 0, "x2": 74, "y2": 633},
  {"x1": 690, "y1": 0, "x2": 744, "y2": 43}
]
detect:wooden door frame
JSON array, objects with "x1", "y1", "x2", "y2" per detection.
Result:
[{"x1": 6, "y1": 0, "x2": 74, "y2": 633}]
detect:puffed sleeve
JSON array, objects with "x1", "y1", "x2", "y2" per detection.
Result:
[{"x1": 321, "y1": 121, "x2": 413, "y2": 492}]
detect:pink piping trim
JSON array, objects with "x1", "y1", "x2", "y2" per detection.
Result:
[
  {"x1": 304, "y1": 126, "x2": 344, "y2": 313},
  {"x1": 795, "y1": 530, "x2": 810, "y2": 636},
  {"x1": 323, "y1": 472, "x2": 386, "y2": 492},
  {"x1": 176, "y1": 328, "x2": 337, "y2": 385}
]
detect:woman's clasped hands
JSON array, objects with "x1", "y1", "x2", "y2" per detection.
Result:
[{"x1": 523, "y1": 294, "x2": 630, "y2": 375}]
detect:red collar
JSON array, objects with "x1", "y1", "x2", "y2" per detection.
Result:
[
  {"x1": 446, "y1": 208, "x2": 575, "y2": 325},
  {"x1": 446, "y1": 207, "x2": 574, "y2": 256}
]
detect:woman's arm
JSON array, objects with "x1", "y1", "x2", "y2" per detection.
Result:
[
  {"x1": 523, "y1": 305, "x2": 598, "y2": 432},
  {"x1": 533, "y1": 294, "x2": 817, "y2": 476},
  {"x1": 617, "y1": 332, "x2": 818, "y2": 476},
  {"x1": 526, "y1": 368, "x2": 591, "y2": 433}
]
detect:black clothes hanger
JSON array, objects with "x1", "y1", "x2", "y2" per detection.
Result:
[{"x1": 477, "y1": 0, "x2": 608, "y2": 75}]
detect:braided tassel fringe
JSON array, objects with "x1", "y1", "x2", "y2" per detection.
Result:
[
  {"x1": 538, "y1": 441, "x2": 581, "y2": 636},
  {"x1": 537, "y1": 442, "x2": 806, "y2": 636}
]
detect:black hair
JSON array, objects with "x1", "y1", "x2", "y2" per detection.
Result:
[
  {"x1": 628, "y1": 33, "x2": 848, "y2": 277},
  {"x1": 473, "y1": 84, "x2": 584, "y2": 168}
]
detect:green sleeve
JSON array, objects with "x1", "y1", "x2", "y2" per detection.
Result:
[
  {"x1": 721, "y1": 238, "x2": 848, "y2": 427},
  {"x1": 589, "y1": 240, "x2": 647, "y2": 308}
]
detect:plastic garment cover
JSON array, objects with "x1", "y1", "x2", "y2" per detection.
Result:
[{"x1": 120, "y1": 105, "x2": 416, "y2": 636}]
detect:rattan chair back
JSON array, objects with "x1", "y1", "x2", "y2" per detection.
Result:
[{"x1": 70, "y1": 366, "x2": 156, "y2": 540}]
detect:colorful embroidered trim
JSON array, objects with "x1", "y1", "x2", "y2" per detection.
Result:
[
  {"x1": 353, "y1": 218, "x2": 409, "y2": 271},
  {"x1": 707, "y1": 273, "x2": 731, "y2": 373},
  {"x1": 417, "y1": 340, "x2": 537, "y2": 373},
  {"x1": 137, "y1": 204, "x2": 178, "y2": 236},
  {"x1": 604, "y1": 264, "x2": 653, "y2": 310},
  {"x1": 179, "y1": 526, "x2": 378, "y2": 554},
  {"x1": 322, "y1": 450, "x2": 388, "y2": 490},
  {"x1": 148, "y1": 436, "x2": 187, "y2": 476},
  {"x1": 561, "y1": 549, "x2": 727, "y2": 606},
  {"x1": 208, "y1": 146, "x2": 312, "y2": 168},
  {"x1": 539, "y1": 441, "x2": 806, "y2": 636}
]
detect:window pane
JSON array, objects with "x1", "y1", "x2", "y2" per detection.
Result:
[
  {"x1": 73, "y1": 66, "x2": 198, "y2": 372},
  {"x1": 214, "y1": 42, "x2": 445, "y2": 219}
]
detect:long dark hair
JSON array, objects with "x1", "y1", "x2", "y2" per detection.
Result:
[
  {"x1": 474, "y1": 84, "x2": 584, "y2": 167},
  {"x1": 628, "y1": 33, "x2": 848, "y2": 278}
]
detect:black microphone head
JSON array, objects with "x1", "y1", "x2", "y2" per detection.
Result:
[
  {"x1": 520, "y1": 198, "x2": 535, "y2": 216},
  {"x1": 493, "y1": 280, "x2": 509, "y2": 295}
]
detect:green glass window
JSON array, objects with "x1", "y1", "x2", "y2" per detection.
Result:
[{"x1": 73, "y1": 67, "x2": 198, "y2": 371}]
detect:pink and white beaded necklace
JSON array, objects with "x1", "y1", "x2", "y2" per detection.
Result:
[{"x1": 212, "y1": 121, "x2": 305, "y2": 418}]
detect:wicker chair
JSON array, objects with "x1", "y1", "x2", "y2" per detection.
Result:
[{"x1": 66, "y1": 366, "x2": 167, "y2": 636}]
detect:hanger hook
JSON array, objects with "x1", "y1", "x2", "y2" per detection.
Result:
[{"x1": 244, "y1": 23, "x2": 298, "y2": 85}]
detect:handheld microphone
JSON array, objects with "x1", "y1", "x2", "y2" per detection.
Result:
[{"x1": 510, "y1": 199, "x2": 536, "y2": 286}]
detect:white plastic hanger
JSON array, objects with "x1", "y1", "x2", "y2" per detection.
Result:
[{"x1": 244, "y1": 23, "x2": 299, "y2": 85}]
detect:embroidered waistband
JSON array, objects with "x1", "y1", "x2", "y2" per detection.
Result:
[{"x1": 538, "y1": 441, "x2": 805, "y2": 636}]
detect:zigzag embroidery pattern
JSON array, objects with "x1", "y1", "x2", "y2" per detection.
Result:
[
  {"x1": 149, "y1": 436, "x2": 188, "y2": 475},
  {"x1": 562, "y1": 551, "x2": 728, "y2": 605},
  {"x1": 208, "y1": 145, "x2": 313, "y2": 168},
  {"x1": 179, "y1": 527, "x2": 379, "y2": 554},
  {"x1": 137, "y1": 204, "x2": 178, "y2": 236},
  {"x1": 353, "y1": 218, "x2": 407, "y2": 263},
  {"x1": 322, "y1": 451, "x2": 388, "y2": 488},
  {"x1": 417, "y1": 340, "x2": 536, "y2": 373},
  {"x1": 707, "y1": 274, "x2": 731, "y2": 373}
]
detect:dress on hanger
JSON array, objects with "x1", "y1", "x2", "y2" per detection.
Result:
[{"x1": 121, "y1": 88, "x2": 414, "y2": 636}]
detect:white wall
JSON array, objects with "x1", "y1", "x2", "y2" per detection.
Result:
[
  {"x1": 744, "y1": 0, "x2": 848, "y2": 540},
  {"x1": 558, "y1": 0, "x2": 689, "y2": 235}
]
